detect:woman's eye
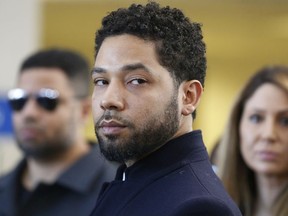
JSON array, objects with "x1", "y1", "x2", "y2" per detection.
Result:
[
  {"x1": 129, "y1": 78, "x2": 147, "y2": 85},
  {"x1": 279, "y1": 117, "x2": 288, "y2": 127},
  {"x1": 249, "y1": 114, "x2": 263, "y2": 124},
  {"x1": 94, "y1": 79, "x2": 108, "y2": 86}
]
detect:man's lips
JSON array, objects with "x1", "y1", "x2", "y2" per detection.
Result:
[
  {"x1": 18, "y1": 127, "x2": 41, "y2": 140},
  {"x1": 99, "y1": 120, "x2": 126, "y2": 135}
]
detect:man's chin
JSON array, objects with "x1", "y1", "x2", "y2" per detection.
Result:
[{"x1": 18, "y1": 145, "x2": 67, "y2": 162}]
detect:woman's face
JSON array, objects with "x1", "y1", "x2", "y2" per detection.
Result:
[{"x1": 240, "y1": 83, "x2": 288, "y2": 177}]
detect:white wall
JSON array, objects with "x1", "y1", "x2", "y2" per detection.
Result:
[
  {"x1": 0, "y1": 0, "x2": 41, "y2": 175},
  {"x1": 0, "y1": 138, "x2": 22, "y2": 175},
  {"x1": 0, "y1": 0, "x2": 41, "y2": 89}
]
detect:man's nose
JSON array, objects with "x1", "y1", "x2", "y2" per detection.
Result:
[{"x1": 100, "y1": 81, "x2": 125, "y2": 111}]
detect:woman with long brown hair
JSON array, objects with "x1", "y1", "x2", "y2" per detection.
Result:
[{"x1": 217, "y1": 65, "x2": 288, "y2": 216}]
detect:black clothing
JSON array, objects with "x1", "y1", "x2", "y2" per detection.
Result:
[
  {"x1": 0, "y1": 143, "x2": 118, "y2": 216},
  {"x1": 90, "y1": 131, "x2": 242, "y2": 216}
]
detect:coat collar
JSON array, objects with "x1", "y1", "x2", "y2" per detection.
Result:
[
  {"x1": 115, "y1": 130, "x2": 208, "y2": 181},
  {"x1": 0, "y1": 159, "x2": 26, "y2": 216},
  {"x1": 56, "y1": 143, "x2": 109, "y2": 193},
  {"x1": 0, "y1": 143, "x2": 111, "y2": 215}
]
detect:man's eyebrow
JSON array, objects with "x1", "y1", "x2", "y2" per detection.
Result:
[
  {"x1": 91, "y1": 63, "x2": 152, "y2": 75},
  {"x1": 91, "y1": 67, "x2": 105, "y2": 75},
  {"x1": 122, "y1": 63, "x2": 150, "y2": 73}
]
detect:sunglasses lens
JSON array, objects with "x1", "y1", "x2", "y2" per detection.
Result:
[
  {"x1": 7, "y1": 88, "x2": 60, "y2": 112},
  {"x1": 37, "y1": 97, "x2": 58, "y2": 111},
  {"x1": 7, "y1": 89, "x2": 28, "y2": 111},
  {"x1": 37, "y1": 88, "x2": 59, "y2": 111},
  {"x1": 9, "y1": 98, "x2": 27, "y2": 111}
]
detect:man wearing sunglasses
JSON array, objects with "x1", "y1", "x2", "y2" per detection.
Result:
[{"x1": 0, "y1": 48, "x2": 117, "y2": 216}]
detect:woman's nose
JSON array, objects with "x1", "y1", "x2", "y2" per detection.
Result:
[{"x1": 261, "y1": 119, "x2": 277, "y2": 142}]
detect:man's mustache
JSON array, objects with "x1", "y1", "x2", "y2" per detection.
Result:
[{"x1": 96, "y1": 111, "x2": 133, "y2": 128}]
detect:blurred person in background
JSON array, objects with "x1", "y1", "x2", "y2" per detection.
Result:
[
  {"x1": 217, "y1": 65, "x2": 288, "y2": 216},
  {"x1": 209, "y1": 138, "x2": 221, "y2": 173},
  {"x1": 0, "y1": 48, "x2": 117, "y2": 216}
]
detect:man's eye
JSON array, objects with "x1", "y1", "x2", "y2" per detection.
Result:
[
  {"x1": 94, "y1": 79, "x2": 108, "y2": 86},
  {"x1": 249, "y1": 114, "x2": 263, "y2": 124},
  {"x1": 129, "y1": 78, "x2": 147, "y2": 85}
]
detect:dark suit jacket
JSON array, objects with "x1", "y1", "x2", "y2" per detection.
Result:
[
  {"x1": 90, "y1": 131, "x2": 242, "y2": 216},
  {"x1": 0, "y1": 142, "x2": 118, "y2": 216}
]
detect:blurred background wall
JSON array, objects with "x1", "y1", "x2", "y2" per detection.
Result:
[
  {"x1": 0, "y1": 0, "x2": 41, "y2": 175},
  {"x1": 1, "y1": 0, "x2": 288, "y2": 174}
]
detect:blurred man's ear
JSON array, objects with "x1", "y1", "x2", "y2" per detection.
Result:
[
  {"x1": 180, "y1": 80, "x2": 203, "y2": 116},
  {"x1": 80, "y1": 97, "x2": 92, "y2": 123}
]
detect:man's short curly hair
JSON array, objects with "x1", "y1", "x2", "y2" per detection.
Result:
[{"x1": 95, "y1": 2, "x2": 206, "y2": 88}]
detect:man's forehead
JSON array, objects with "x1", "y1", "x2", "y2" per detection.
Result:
[{"x1": 17, "y1": 68, "x2": 72, "y2": 94}]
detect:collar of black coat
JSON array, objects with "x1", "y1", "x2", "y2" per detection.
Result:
[{"x1": 115, "y1": 130, "x2": 208, "y2": 181}]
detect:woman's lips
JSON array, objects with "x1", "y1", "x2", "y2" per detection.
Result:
[{"x1": 256, "y1": 151, "x2": 279, "y2": 161}]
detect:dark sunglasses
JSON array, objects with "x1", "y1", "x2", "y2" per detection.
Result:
[{"x1": 7, "y1": 88, "x2": 60, "y2": 112}]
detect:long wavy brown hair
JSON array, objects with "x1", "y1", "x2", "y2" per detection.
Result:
[{"x1": 217, "y1": 65, "x2": 288, "y2": 216}]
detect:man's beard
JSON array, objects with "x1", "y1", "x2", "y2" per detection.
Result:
[
  {"x1": 17, "y1": 140, "x2": 71, "y2": 162},
  {"x1": 95, "y1": 93, "x2": 179, "y2": 164},
  {"x1": 15, "y1": 125, "x2": 74, "y2": 162}
]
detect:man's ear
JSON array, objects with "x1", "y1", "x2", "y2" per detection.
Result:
[
  {"x1": 181, "y1": 80, "x2": 203, "y2": 116},
  {"x1": 80, "y1": 97, "x2": 92, "y2": 123}
]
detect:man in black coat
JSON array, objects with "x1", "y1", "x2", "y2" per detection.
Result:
[
  {"x1": 90, "y1": 2, "x2": 242, "y2": 216},
  {"x1": 0, "y1": 49, "x2": 117, "y2": 216}
]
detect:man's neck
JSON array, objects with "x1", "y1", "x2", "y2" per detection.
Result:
[{"x1": 22, "y1": 141, "x2": 90, "y2": 190}]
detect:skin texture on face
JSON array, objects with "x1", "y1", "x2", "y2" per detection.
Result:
[
  {"x1": 92, "y1": 34, "x2": 189, "y2": 165},
  {"x1": 240, "y1": 83, "x2": 288, "y2": 177},
  {"x1": 13, "y1": 68, "x2": 81, "y2": 161}
]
